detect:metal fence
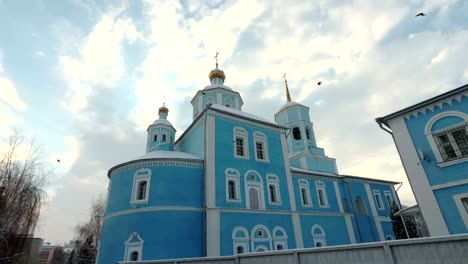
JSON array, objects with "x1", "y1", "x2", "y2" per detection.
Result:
[{"x1": 119, "y1": 234, "x2": 468, "y2": 264}]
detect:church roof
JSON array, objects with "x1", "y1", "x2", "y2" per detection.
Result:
[
  {"x1": 210, "y1": 104, "x2": 277, "y2": 125},
  {"x1": 151, "y1": 119, "x2": 173, "y2": 126},
  {"x1": 278, "y1": 101, "x2": 308, "y2": 112}
]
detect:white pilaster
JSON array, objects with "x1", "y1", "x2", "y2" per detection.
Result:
[
  {"x1": 365, "y1": 184, "x2": 384, "y2": 241},
  {"x1": 388, "y1": 117, "x2": 449, "y2": 236}
]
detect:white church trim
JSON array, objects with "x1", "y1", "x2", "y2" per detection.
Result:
[
  {"x1": 245, "y1": 170, "x2": 265, "y2": 210},
  {"x1": 124, "y1": 232, "x2": 144, "y2": 261}
]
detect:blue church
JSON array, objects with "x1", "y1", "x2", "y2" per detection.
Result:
[
  {"x1": 377, "y1": 84, "x2": 468, "y2": 237},
  {"x1": 97, "y1": 64, "x2": 400, "y2": 263}
]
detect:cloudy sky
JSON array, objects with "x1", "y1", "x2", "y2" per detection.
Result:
[{"x1": 1, "y1": 0, "x2": 467, "y2": 244}]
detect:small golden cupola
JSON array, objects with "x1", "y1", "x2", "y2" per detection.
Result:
[{"x1": 209, "y1": 51, "x2": 226, "y2": 85}]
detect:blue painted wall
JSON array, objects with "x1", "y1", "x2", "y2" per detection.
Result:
[
  {"x1": 433, "y1": 183, "x2": 468, "y2": 234},
  {"x1": 300, "y1": 215, "x2": 350, "y2": 247},
  {"x1": 176, "y1": 118, "x2": 205, "y2": 158}
]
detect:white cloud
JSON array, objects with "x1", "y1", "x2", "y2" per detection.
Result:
[
  {"x1": 0, "y1": 76, "x2": 27, "y2": 111},
  {"x1": 430, "y1": 48, "x2": 448, "y2": 65}
]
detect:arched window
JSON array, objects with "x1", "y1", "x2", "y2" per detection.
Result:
[
  {"x1": 312, "y1": 225, "x2": 326, "y2": 247},
  {"x1": 386, "y1": 235, "x2": 394, "y2": 240},
  {"x1": 306, "y1": 127, "x2": 311, "y2": 140},
  {"x1": 131, "y1": 169, "x2": 151, "y2": 205},
  {"x1": 299, "y1": 179, "x2": 312, "y2": 207},
  {"x1": 124, "y1": 233, "x2": 143, "y2": 261},
  {"x1": 130, "y1": 251, "x2": 139, "y2": 261},
  {"x1": 226, "y1": 168, "x2": 240, "y2": 202},
  {"x1": 254, "y1": 131, "x2": 269, "y2": 162},
  {"x1": 424, "y1": 111, "x2": 468, "y2": 164},
  {"x1": 315, "y1": 181, "x2": 329, "y2": 207},
  {"x1": 267, "y1": 174, "x2": 281, "y2": 204},
  {"x1": 245, "y1": 171, "x2": 264, "y2": 209},
  {"x1": 153, "y1": 134, "x2": 158, "y2": 141},
  {"x1": 233, "y1": 127, "x2": 249, "y2": 158},
  {"x1": 251, "y1": 225, "x2": 272, "y2": 251},
  {"x1": 355, "y1": 196, "x2": 368, "y2": 216},
  {"x1": 232, "y1": 227, "x2": 249, "y2": 254},
  {"x1": 273, "y1": 226, "x2": 288, "y2": 250},
  {"x1": 162, "y1": 134, "x2": 167, "y2": 142},
  {"x1": 137, "y1": 181, "x2": 147, "y2": 200},
  {"x1": 293, "y1": 127, "x2": 301, "y2": 140}
]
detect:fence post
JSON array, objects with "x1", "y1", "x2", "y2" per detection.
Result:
[
  {"x1": 383, "y1": 243, "x2": 396, "y2": 264},
  {"x1": 294, "y1": 251, "x2": 300, "y2": 264},
  {"x1": 235, "y1": 255, "x2": 240, "y2": 264}
]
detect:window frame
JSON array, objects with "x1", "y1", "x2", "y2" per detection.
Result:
[
  {"x1": 292, "y1": 127, "x2": 301, "y2": 140},
  {"x1": 233, "y1": 127, "x2": 249, "y2": 159},
  {"x1": 254, "y1": 131, "x2": 269, "y2": 162},
  {"x1": 130, "y1": 168, "x2": 151, "y2": 205},
  {"x1": 245, "y1": 170, "x2": 265, "y2": 210},
  {"x1": 384, "y1": 191, "x2": 393, "y2": 208},
  {"x1": 311, "y1": 224, "x2": 327, "y2": 247},
  {"x1": 232, "y1": 227, "x2": 249, "y2": 255},
  {"x1": 266, "y1": 174, "x2": 281, "y2": 205},
  {"x1": 299, "y1": 179, "x2": 312, "y2": 207},
  {"x1": 453, "y1": 193, "x2": 468, "y2": 230},
  {"x1": 373, "y1": 190, "x2": 384, "y2": 210},
  {"x1": 124, "y1": 232, "x2": 144, "y2": 262},
  {"x1": 425, "y1": 111, "x2": 468, "y2": 166},
  {"x1": 315, "y1": 181, "x2": 329, "y2": 208},
  {"x1": 225, "y1": 168, "x2": 241, "y2": 203}
]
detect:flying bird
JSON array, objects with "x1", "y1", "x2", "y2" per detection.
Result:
[
  {"x1": 57, "y1": 159, "x2": 61, "y2": 163},
  {"x1": 415, "y1": 12, "x2": 426, "y2": 17},
  {"x1": 317, "y1": 81, "x2": 322, "y2": 86}
]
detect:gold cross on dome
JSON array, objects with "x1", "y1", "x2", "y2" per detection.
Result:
[{"x1": 214, "y1": 51, "x2": 219, "y2": 68}]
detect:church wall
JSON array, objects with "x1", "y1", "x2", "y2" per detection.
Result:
[
  {"x1": 99, "y1": 210, "x2": 204, "y2": 263},
  {"x1": 176, "y1": 118, "x2": 205, "y2": 158},
  {"x1": 213, "y1": 117, "x2": 291, "y2": 211},
  {"x1": 380, "y1": 220, "x2": 395, "y2": 240},
  {"x1": 433, "y1": 184, "x2": 468, "y2": 234},
  {"x1": 291, "y1": 175, "x2": 341, "y2": 213},
  {"x1": 404, "y1": 96, "x2": 468, "y2": 186},
  {"x1": 300, "y1": 107, "x2": 310, "y2": 121},
  {"x1": 305, "y1": 157, "x2": 337, "y2": 174},
  {"x1": 300, "y1": 214, "x2": 350, "y2": 247},
  {"x1": 368, "y1": 182, "x2": 395, "y2": 217},
  {"x1": 287, "y1": 107, "x2": 300, "y2": 121},
  {"x1": 106, "y1": 164, "x2": 204, "y2": 215},
  {"x1": 219, "y1": 211, "x2": 296, "y2": 255}
]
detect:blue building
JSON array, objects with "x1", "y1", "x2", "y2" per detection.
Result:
[
  {"x1": 376, "y1": 84, "x2": 468, "y2": 237},
  {"x1": 97, "y1": 65, "x2": 400, "y2": 263}
]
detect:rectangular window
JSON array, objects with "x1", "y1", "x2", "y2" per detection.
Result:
[
  {"x1": 318, "y1": 189, "x2": 328, "y2": 207},
  {"x1": 434, "y1": 124, "x2": 468, "y2": 161},
  {"x1": 235, "y1": 137, "x2": 244, "y2": 156},
  {"x1": 228, "y1": 180, "x2": 237, "y2": 200},
  {"x1": 384, "y1": 191, "x2": 393, "y2": 208},
  {"x1": 373, "y1": 191, "x2": 384, "y2": 210},
  {"x1": 269, "y1": 184, "x2": 277, "y2": 203},
  {"x1": 256, "y1": 142, "x2": 264, "y2": 160},
  {"x1": 462, "y1": 197, "x2": 468, "y2": 214},
  {"x1": 301, "y1": 188, "x2": 310, "y2": 206}
]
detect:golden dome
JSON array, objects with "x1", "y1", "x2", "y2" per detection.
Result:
[
  {"x1": 209, "y1": 68, "x2": 226, "y2": 81},
  {"x1": 158, "y1": 105, "x2": 169, "y2": 114}
]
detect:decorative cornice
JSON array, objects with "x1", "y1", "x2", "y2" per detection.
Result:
[
  {"x1": 110, "y1": 159, "x2": 204, "y2": 178},
  {"x1": 404, "y1": 93, "x2": 468, "y2": 120}
]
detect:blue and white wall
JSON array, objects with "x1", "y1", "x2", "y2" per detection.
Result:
[{"x1": 386, "y1": 92, "x2": 468, "y2": 235}]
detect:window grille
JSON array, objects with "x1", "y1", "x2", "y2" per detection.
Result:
[{"x1": 433, "y1": 123, "x2": 468, "y2": 161}]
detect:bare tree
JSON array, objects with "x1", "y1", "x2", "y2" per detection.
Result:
[
  {"x1": 75, "y1": 194, "x2": 106, "y2": 249},
  {"x1": 0, "y1": 131, "x2": 49, "y2": 263}
]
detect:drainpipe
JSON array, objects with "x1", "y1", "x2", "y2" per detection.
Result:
[
  {"x1": 375, "y1": 118, "x2": 392, "y2": 135},
  {"x1": 343, "y1": 177, "x2": 363, "y2": 243}
]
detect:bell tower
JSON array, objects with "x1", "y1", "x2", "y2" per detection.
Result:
[{"x1": 146, "y1": 104, "x2": 176, "y2": 152}]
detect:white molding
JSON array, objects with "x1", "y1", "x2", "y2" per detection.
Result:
[
  {"x1": 104, "y1": 206, "x2": 203, "y2": 220},
  {"x1": 206, "y1": 209, "x2": 220, "y2": 256},
  {"x1": 251, "y1": 225, "x2": 272, "y2": 251},
  {"x1": 333, "y1": 181, "x2": 344, "y2": 213},
  {"x1": 244, "y1": 170, "x2": 265, "y2": 209},
  {"x1": 110, "y1": 159, "x2": 203, "y2": 178},
  {"x1": 437, "y1": 156, "x2": 468, "y2": 167},
  {"x1": 254, "y1": 245, "x2": 269, "y2": 252},
  {"x1": 432, "y1": 178, "x2": 468, "y2": 190},
  {"x1": 300, "y1": 156, "x2": 307, "y2": 170},
  {"x1": 315, "y1": 181, "x2": 329, "y2": 208},
  {"x1": 226, "y1": 168, "x2": 241, "y2": 202},
  {"x1": 210, "y1": 111, "x2": 285, "y2": 134},
  {"x1": 344, "y1": 216, "x2": 356, "y2": 244},
  {"x1": 424, "y1": 111, "x2": 468, "y2": 134},
  {"x1": 453, "y1": 193, "x2": 468, "y2": 230},
  {"x1": 232, "y1": 226, "x2": 249, "y2": 254},
  {"x1": 403, "y1": 92, "x2": 468, "y2": 120},
  {"x1": 124, "y1": 232, "x2": 144, "y2": 261},
  {"x1": 206, "y1": 115, "x2": 216, "y2": 207},
  {"x1": 206, "y1": 207, "x2": 354, "y2": 216},
  {"x1": 388, "y1": 117, "x2": 449, "y2": 236},
  {"x1": 266, "y1": 174, "x2": 282, "y2": 205},
  {"x1": 254, "y1": 131, "x2": 270, "y2": 163},
  {"x1": 384, "y1": 191, "x2": 393, "y2": 208},
  {"x1": 299, "y1": 179, "x2": 313, "y2": 207},
  {"x1": 233, "y1": 127, "x2": 250, "y2": 159},
  {"x1": 365, "y1": 184, "x2": 384, "y2": 240},
  {"x1": 373, "y1": 190, "x2": 385, "y2": 210},
  {"x1": 130, "y1": 169, "x2": 151, "y2": 206},
  {"x1": 311, "y1": 224, "x2": 327, "y2": 247}
]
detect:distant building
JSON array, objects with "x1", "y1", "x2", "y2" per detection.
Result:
[
  {"x1": 37, "y1": 243, "x2": 55, "y2": 264},
  {"x1": 377, "y1": 84, "x2": 468, "y2": 236},
  {"x1": 97, "y1": 64, "x2": 401, "y2": 263},
  {"x1": 394, "y1": 205, "x2": 429, "y2": 238}
]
